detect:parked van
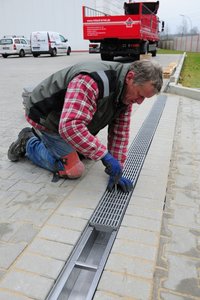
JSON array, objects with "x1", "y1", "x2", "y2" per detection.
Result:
[
  {"x1": 0, "y1": 35, "x2": 31, "y2": 58},
  {"x1": 30, "y1": 31, "x2": 71, "y2": 57}
]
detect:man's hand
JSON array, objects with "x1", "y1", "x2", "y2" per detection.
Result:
[
  {"x1": 107, "y1": 176, "x2": 133, "y2": 193},
  {"x1": 101, "y1": 153, "x2": 133, "y2": 193},
  {"x1": 101, "y1": 153, "x2": 122, "y2": 179}
]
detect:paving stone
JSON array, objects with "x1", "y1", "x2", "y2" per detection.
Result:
[
  {"x1": 105, "y1": 252, "x2": 154, "y2": 279},
  {"x1": 0, "y1": 291, "x2": 31, "y2": 300},
  {"x1": 166, "y1": 225, "x2": 200, "y2": 258},
  {"x1": 0, "y1": 179, "x2": 20, "y2": 191},
  {"x1": 61, "y1": 186, "x2": 103, "y2": 209},
  {"x1": 0, "y1": 242, "x2": 25, "y2": 269},
  {"x1": 122, "y1": 214, "x2": 161, "y2": 232},
  {"x1": 10, "y1": 192, "x2": 48, "y2": 209},
  {"x1": 126, "y1": 203, "x2": 163, "y2": 221},
  {"x1": 160, "y1": 291, "x2": 197, "y2": 300},
  {"x1": 133, "y1": 174, "x2": 167, "y2": 200},
  {"x1": 117, "y1": 226, "x2": 159, "y2": 246},
  {"x1": 94, "y1": 291, "x2": 130, "y2": 300},
  {"x1": 130, "y1": 195, "x2": 164, "y2": 210},
  {"x1": 10, "y1": 207, "x2": 50, "y2": 227},
  {"x1": 97, "y1": 270, "x2": 151, "y2": 299},
  {"x1": 113, "y1": 238, "x2": 157, "y2": 261},
  {"x1": 0, "y1": 222, "x2": 21, "y2": 242},
  {"x1": 168, "y1": 205, "x2": 200, "y2": 230},
  {"x1": 0, "y1": 190, "x2": 19, "y2": 205},
  {"x1": 162, "y1": 254, "x2": 200, "y2": 298},
  {"x1": 38, "y1": 225, "x2": 81, "y2": 245},
  {"x1": 10, "y1": 223, "x2": 38, "y2": 243},
  {"x1": 0, "y1": 205, "x2": 20, "y2": 223},
  {"x1": 174, "y1": 174, "x2": 199, "y2": 190},
  {"x1": 8, "y1": 181, "x2": 44, "y2": 194},
  {"x1": 28, "y1": 238, "x2": 73, "y2": 260},
  {"x1": 15, "y1": 252, "x2": 64, "y2": 279},
  {"x1": 172, "y1": 190, "x2": 199, "y2": 208},
  {"x1": 47, "y1": 213, "x2": 87, "y2": 231},
  {"x1": 56, "y1": 204, "x2": 93, "y2": 220},
  {"x1": 0, "y1": 270, "x2": 53, "y2": 300}
]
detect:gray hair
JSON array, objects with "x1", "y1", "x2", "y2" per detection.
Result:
[{"x1": 129, "y1": 60, "x2": 163, "y2": 93}]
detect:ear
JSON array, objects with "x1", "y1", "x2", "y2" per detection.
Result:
[{"x1": 125, "y1": 71, "x2": 135, "y2": 83}]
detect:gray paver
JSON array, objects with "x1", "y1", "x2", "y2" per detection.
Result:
[
  {"x1": 162, "y1": 254, "x2": 200, "y2": 298},
  {"x1": 0, "y1": 242, "x2": 25, "y2": 269},
  {"x1": 97, "y1": 270, "x2": 151, "y2": 299},
  {"x1": 0, "y1": 270, "x2": 54, "y2": 300},
  {"x1": 28, "y1": 238, "x2": 73, "y2": 260},
  {"x1": 14, "y1": 252, "x2": 64, "y2": 279},
  {"x1": 38, "y1": 225, "x2": 81, "y2": 245},
  {"x1": 117, "y1": 226, "x2": 159, "y2": 246},
  {"x1": 105, "y1": 253, "x2": 154, "y2": 279},
  {"x1": 0, "y1": 291, "x2": 31, "y2": 300},
  {"x1": 112, "y1": 238, "x2": 157, "y2": 261}
]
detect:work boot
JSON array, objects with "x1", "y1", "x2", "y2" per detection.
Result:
[
  {"x1": 58, "y1": 151, "x2": 85, "y2": 179},
  {"x1": 7, "y1": 127, "x2": 34, "y2": 162}
]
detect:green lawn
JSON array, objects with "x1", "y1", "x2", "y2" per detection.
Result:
[{"x1": 157, "y1": 49, "x2": 200, "y2": 88}]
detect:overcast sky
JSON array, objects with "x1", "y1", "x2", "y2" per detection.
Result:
[
  {"x1": 97, "y1": 0, "x2": 200, "y2": 34},
  {"x1": 158, "y1": 0, "x2": 200, "y2": 34}
]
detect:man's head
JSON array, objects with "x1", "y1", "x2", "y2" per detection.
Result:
[{"x1": 123, "y1": 60, "x2": 163, "y2": 105}]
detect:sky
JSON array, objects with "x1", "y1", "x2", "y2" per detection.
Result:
[
  {"x1": 157, "y1": 0, "x2": 200, "y2": 34},
  {"x1": 94, "y1": 0, "x2": 200, "y2": 35}
]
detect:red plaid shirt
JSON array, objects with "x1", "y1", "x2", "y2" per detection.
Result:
[{"x1": 27, "y1": 74, "x2": 132, "y2": 166}]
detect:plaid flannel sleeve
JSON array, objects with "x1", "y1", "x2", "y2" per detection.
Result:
[
  {"x1": 59, "y1": 74, "x2": 108, "y2": 160},
  {"x1": 107, "y1": 104, "x2": 132, "y2": 167}
]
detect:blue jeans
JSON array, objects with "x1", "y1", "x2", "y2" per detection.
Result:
[{"x1": 26, "y1": 131, "x2": 74, "y2": 172}]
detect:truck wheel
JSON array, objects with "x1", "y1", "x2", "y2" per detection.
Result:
[
  {"x1": 140, "y1": 41, "x2": 149, "y2": 55},
  {"x1": 51, "y1": 48, "x2": 57, "y2": 57},
  {"x1": 101, "y1": 54, "x2": 114, "y2": 61},
  {"x1": 19, "y1": 50, "x2": 25, "y2": 57}
]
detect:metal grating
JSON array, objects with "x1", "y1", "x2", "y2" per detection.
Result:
[{"x1": 90, "y1": 95, "x2": 167, "y2": 231}]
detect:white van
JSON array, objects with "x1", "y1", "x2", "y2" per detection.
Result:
[
  {"x1": 0, "y1": 35, "x2": 31, "y2": 58},
  {"x1": 30, "y1": 31, "x2": 71, "y2": 57}
]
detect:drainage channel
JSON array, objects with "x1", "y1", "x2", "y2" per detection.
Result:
[{"x1": 46, "y1": 94, "x2": 167, "y2": 300}]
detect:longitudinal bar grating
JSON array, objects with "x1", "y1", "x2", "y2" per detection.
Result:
[{"x1": 90, "y1": 95, "x2": 167, "y2": 231}]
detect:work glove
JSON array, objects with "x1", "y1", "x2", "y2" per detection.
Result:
[
  {"x1": 101, "y1": 153, "x2": 133, "y2": 193},
  {"x1": 101, "y1": 153, "x2": 122, "y2": 179},
  {"x1": 107, "y1": 176, "x2": 133, "y2": 193}
]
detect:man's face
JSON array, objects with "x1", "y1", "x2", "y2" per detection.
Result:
[{"x1": 123, "y1": 71, "x2": 156, "y2": 105}]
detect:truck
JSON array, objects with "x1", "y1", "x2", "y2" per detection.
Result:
[{"x1": 82, "y1": 1, "x2": 164, "y2": 61}]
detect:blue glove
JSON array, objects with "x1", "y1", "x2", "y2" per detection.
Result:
[
  {"x1": 101, "y1": 153, "x2": 122, "y2": 180},
  {"x1": 107, "y1": 176, "x2": 133, "y2": 193}
]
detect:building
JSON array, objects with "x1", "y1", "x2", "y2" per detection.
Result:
[{"x1": 0, "y1": 0, "x2": 123, "y2": 51}]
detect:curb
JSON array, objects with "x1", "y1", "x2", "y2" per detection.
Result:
[{"x1": 165, "y1": 52, "x2": 200, "y2": 101}]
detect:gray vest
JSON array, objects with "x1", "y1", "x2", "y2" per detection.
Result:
[{"x1": 25, "y1": 61, "x2": 130, "y2": 134}]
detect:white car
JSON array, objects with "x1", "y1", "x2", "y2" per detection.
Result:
[
  {"x1": 0, "y1": 36, "x2": 31, "y2": 58},
  {"x1": 31, "y1": 31, "x2": 71, "y2": 57}
]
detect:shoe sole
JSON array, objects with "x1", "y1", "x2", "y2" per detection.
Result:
[{"x1": 7, "y1": 127, "x2": 33, "y2": 162}]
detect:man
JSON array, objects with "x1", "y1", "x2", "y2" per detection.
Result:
[{"x1": 8, "y1": 60, "x2": 163, "y2": 193}]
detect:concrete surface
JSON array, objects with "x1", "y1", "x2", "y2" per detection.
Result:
[{"x1": 0, "y1": 52, "x2": 199, "y2": 300}]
